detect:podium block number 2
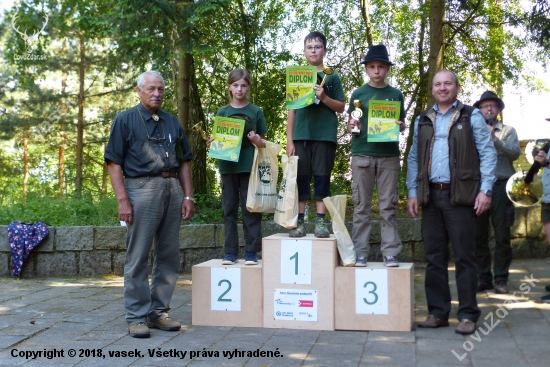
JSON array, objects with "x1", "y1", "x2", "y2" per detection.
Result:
[
  {"x1": 280, "y1": 240, "x2": 312, "y2": 285},
  {"x1": 211, "y1": 267, "x2": 241, "y2": 311},
  {"x1": 355, "y1": 268, "x2": 388, "y2": 315}
]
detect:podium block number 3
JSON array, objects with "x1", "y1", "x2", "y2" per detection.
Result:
[
  {"x1": 211, "y1": 267, "x2": 241, "y2": 311},
  {"x1": 355, "y1": 269, "x2": 388, "y2": 315},
  {"x1": 280, "y1": 240, "x2": 312, "y2": 285}
]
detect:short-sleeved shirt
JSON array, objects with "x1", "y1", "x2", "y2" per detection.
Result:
[
  {"x1": 215, "y1": 103, "x2": 268, "y2": 174},
  {"x1": 104, "y1": 103, "x2": 193, "y2": 177},
  {"x1": 347, "y1": 84, "x2": 406, "y2": 157},
  {"x1": 292, "y1": 72, "x2": 346, "y2": 144}
]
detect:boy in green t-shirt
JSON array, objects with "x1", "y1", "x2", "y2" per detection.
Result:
[
  {"x1": 286, "y1": 31, "x2": 346, "y2": 238},
  {"x1": 347, "y1": 45, "x2": 406, "y2": 267}
]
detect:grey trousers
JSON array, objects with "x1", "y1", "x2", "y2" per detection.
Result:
[
  {"x1": 475, "y1": 179, "x2": 514, "y2": 283},
  {"x1": 124, "y1": 176, "x2": 182, "y2": 325},
  {"x1": 351, "y1": 155, "x2": 402, "y2": 258}
]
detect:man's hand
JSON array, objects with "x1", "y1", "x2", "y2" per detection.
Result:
[
  {"x1": 118, "y1": 198, "x2": 133, "y2": 225},
  {"x1": 407, "y1": 198, "x2": 419, "y2": 218},
  {"x1": 182, "y1": 200, "x2": 194, "y2": 221},
  {"x1": 474, "y1": 192, "x2": 491, "y2": 216},
  {"x1": 487, "y1": 125, "x2": 497, "y2": 143},
  {"x1": 535, "y1": 149, "x2": 548, "y2": 166},
  {"x1": 348, "y1": 117, "x2": 361, "y2": 134}
]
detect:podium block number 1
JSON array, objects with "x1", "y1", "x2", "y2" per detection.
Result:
[
  {"x1": 211, "y1": 267, "x2": 241, "y2": 311},
  {"x1": 280, "y1": 240, "x2": 312, "y2": 285},
  {"x1": 355, "y1": 268, "x2": 388, "y2": 315}
]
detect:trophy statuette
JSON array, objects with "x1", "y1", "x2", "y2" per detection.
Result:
[
  {"x1": 350, "y1": 100, "x2": 362, "y2": 136},
  {"x1": 315, "y1": 66, "x2": 335, "y2": 104}
]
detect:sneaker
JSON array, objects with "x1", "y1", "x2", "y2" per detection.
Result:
[
  {"x1": 355, "y1": 257, "x2": 367, "y2": 267},
  {"x1": 314, "y1": 219, "x2": 330, "y2": 238},
  {"x1": 147, "y1": 317, "x2": 181, "y2": 331},
  {"x1": 383, "y1": 255, "x2": 399, "y2": 267},
  {"x1": 222, "y1": 253, "x2": 237, "y2": 265},
  {"x1": 128, "y1": 322, "x2": 150, "y2": 338},
  {"x1": 541, "y1": 293, "x2": 550, "y2": 303},
  {"x1": 244, "y1": 251, "x2": 258, "y2": 265},
  {"x1": 289, "y1": 220, "x2": 306, "y2": 237},
  {"x1": 494, "y1": 280, "x2": 509, "y2": 294}
]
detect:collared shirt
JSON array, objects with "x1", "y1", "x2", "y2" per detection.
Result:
[
  {"x1": 492, "y1": 121, "x2": 520, "y2": 180},
  {"x1": 407, "y1": 100, "x2": 497, "y2": 197},
  {"x1": 104, "y1": 103, "x2": 193, "y2": 177}
]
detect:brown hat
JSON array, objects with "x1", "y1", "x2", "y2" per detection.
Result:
[{"x1": 473, "y1": 91, "x2": 505, "y2": 110}]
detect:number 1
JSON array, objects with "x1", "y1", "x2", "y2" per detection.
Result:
[{"x1": 290, "y1": 252, "x2": 298, "y2": 275}]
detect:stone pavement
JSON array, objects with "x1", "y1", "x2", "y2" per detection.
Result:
[{"x1": 0, "y1": 259, "x2": 549, "y2": 367}]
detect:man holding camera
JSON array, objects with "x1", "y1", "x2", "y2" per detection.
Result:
[{"x1": 473, "y1": 91, "x2": 520, "y2": 294}]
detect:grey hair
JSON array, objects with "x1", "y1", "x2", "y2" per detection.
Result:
[
  {"x1": 433, "y1": 69, "x2": 460, "y2": 86},
  {"x1": 137, "y1": 71, "x2": 165, "y2": 88}
]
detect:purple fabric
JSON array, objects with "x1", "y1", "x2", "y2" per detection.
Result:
[{"x1": 7, "y1": 222, "x2": 49, "y2": 277}]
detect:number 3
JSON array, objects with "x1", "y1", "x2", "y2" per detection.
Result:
[{"x1": 363, "y1": 281, "x2": 378, "y2": 305}]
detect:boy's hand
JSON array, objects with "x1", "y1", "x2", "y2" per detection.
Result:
[
  {"x1": 348, "y1": 118, "x2": 361, "y2": 134},
  {"x1": 313, "y1": 85, "x2": 326, "y2": 101},
  {"x1": 247, "y1": 131, "x2": 265, "y2": 148},
  {"x1": 286, "y1": 140, "x2": 295, "y2": 156},
  {"x1": 206, "y1": 137, "x2": 214, "y2": 148},
  {"x1": 396, "y1": 120, "x2": 406, "y2": 132}
]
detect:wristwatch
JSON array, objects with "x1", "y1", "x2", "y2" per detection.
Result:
[
  {"x1": 184, "y1": 196, "x2": 195, "y2": 202},
  {"x1": 480, "y1": 189, "x2": 492, "y2": 197}
]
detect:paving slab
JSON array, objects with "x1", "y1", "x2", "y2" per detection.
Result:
[{"x1": 0, "y1": 260, "x2": 548, "y2": 366}]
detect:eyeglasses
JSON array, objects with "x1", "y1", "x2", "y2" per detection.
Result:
[
  {"x1": 305, "y1": 46, "x2": 324, "y2": 52},
  {"x1": 479, "y1": 104, "x2": 498, "y2": 109}
]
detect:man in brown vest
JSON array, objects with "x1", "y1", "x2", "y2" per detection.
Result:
[{"x1": 406, "y1": 70, "x2": 497, "y2": 335}]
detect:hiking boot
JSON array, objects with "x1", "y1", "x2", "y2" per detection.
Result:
[
  {"x1": 244, "y1": 251, "x2": 258, "y2": 265},
  {"x1": 147, "y1": 317, "x2": 181, "y2": 331},
  {"x1": 314, "y1": 219, "x2": 329, "y2": 238},
  {"x1": 383, "y1": 255, "x2": 399, "y2": 267},
  {"x1": 128, "y1": 323, "x2": 150, "y2": 338},
  {"x1": 355, "y1": 257, "x2": 367, "y2": 267},
  {"x1": 289, "y1": 220, "x2": 306, "y2": 237},
  {"x1": 222, "y1": 253, "x2": 237, "y2": 265}
]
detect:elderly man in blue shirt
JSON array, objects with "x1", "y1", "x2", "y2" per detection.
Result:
[{"x1": 407, "y1": 70, "x2": 497, "y2": 335}]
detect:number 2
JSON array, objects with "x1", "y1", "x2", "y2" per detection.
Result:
[{"x1": 217, "y1": 279, "x2": 232, "y2": 302}]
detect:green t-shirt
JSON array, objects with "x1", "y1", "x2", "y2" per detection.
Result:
[
  {"x1": 292, "y1": 72, "x2": 346, "y2": 143},
  {"x1": 347, "y1": 84, "x2": 405, "y2": 157},
  {"x1": 216, "y1": 103, "x2": 268, "y2": 174}
]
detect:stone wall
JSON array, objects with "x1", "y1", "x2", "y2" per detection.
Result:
[{"x1": 0, "y1": 204, "x2": 547, "y2": 278}]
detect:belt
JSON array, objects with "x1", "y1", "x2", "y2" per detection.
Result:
[
  {"x1": 157, "y1": 172, "x2": 177, "y2": 178},
  {"x1": 430, "y1": 182, "x2": 450, "y2": 190},
  {"x1": 129, "y1": 172, "x2": 178, "y2": 179}
]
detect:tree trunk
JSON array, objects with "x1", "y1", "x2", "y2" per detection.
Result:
[
  {"x1": 360, "y1": 0, "x2": 375, "y2": 47},
  {"x1": 76, "y1": 33, "x2": 86, "y2": 196},
  {"x1": 23, "y1": 132, "x2": 29, "y2": 199},
  {"x1": 189, "y1": 57, "x2": 208, "y2": 195},
  {"x1": 487, "y1": 0, "x2": 504, "y2": 95},
  {"x1": 426, "y1": 0, "x2": 445, "y2": 107},
  {"x1": 58, "y1": 37, "x2": 67, "y2": 198}
]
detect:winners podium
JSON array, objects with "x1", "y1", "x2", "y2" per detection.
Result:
[{"x1": 192, "y1": 234, "x2": 413, "y2": 331}]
